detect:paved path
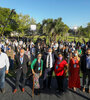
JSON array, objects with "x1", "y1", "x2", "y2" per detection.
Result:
[{"x1": 0, "y1": 77, "x2": 90, "y2": 100}]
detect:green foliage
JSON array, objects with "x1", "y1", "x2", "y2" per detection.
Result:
[
  {"x1": 78, "y1": 23, "x2": 90, "y2": 38},
  {"x1": 0, "y1": 7, "x2": 36, "y2": 36},
  {"x1": 0, "y1": 6, "x2": 89, "y2": 39}
]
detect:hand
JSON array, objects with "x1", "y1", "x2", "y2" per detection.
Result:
[
  {"x1": 6, "y1": 70, "x2": 9, "y2": 74},
  {"x1": 65, "y1": 70, "x2": 68, "y2": 74},
  {"x1": 32, "y1": 69, "x2": 35, "y2": 75},
  {"x1": 33, "y1": 72, "x2": 36, "y2": 75},
  {"x1": 39, "y1": 72, "x2": 42, "y2": 77}
]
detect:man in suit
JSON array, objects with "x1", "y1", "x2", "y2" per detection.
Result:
[
  {"x1": 81, "y1": 48, "x2": 90, "y2": 93},
  {"x1": 43, "y1": 47, "x2": 55, "y2": 89},
  {"x1": 13, "y1": 48, "x2": 29, "y2": 93}
]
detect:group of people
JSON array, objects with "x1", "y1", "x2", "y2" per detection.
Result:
[{"x1": 0, "y1": 38, "x2": 90, "y2": 96}]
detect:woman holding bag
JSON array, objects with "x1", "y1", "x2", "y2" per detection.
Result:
[{"x1": 31, "y1": 52, "x2": 43, "y2": 96}]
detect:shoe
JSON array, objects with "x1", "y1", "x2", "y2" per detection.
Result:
[
  {"x1": 1, "y1": 88, "x2": 5, "y2": 94},
  {"x1": 83, "y1": 88, "x2": 85, "y2": 92},
  {"x1": 22, "y1": 88, "x2": 25, "y2": 92},
  {"x1": 13, "y1": 89, "x2": 17, "y2": 93}
]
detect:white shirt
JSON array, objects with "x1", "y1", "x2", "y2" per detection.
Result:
[
  {"x1": 46, "y1": 53, "x2": 53, "y2": 68},
  {"x1": 0, "y1": 52, "x2": 10, "y2": 70}
]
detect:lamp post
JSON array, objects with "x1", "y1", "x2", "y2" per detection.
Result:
[
  {"x1": 30, "y1": 25, "x2": 36, "y2": 40},
  {"x1": 73, "y1": 26, "x2": 78, "y2": 37}
]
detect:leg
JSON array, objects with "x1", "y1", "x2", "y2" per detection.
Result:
[
  {"x1": 43, "y1": 69, "x2": 49, "y2": 88},
  {"x1": 87, "y1": 70, "x2": 90, "y2": 93},
  {"x1": 22, "y1": 73, "x2": 26, "y2": 88},
  {"x1": 15, "y1": 69, "x2": 22, "y2": 89},
  {"x1": 82, "y1": 73, "x2": 87, "y2": 92},
  {"x1": 0, "y1": 67, "x2": 6, "y2": 89},
  {"x1": 56, "y1": 76, "x2": 61, "y2": 91},
  {"x1": 59, "y1": 76, "x2": 64, "y2": 91},
  {"x1": 48, "y1": 68, "x2": 53, "y2": 88}
]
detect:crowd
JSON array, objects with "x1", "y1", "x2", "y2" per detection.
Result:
[{"x1": 0, "y1": 38, "x2": 90, "y2": 95}]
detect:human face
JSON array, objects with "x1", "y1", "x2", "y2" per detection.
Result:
[
  {"x1": 20, "y1": 49, "x2": 24, "y2": 57},
  {"x1": 8, "y1": 47, "x2": 11, "y2": 51},
  {"x1": 48, "y1": 48, "x2": 52, "y2": 53},
  {"x1": 87, "y1": 49, "x2": 90, "y2": 56},
  {"x1": 38, "y1": 54, "x2": 42, "y2": 59},
  {"x1": 58, "y1": 54, "x2": 63, "y2": 60}
]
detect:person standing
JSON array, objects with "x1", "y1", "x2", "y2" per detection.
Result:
[
  {"x1": 30, "y1": 44, "x2": 36, "y2": 62},
  {"x1": 43, "y1": 47, "x2": 55, "y2": 89},
  {"x1": 31, "y1": 52, "x2": 43, "y2": 95},
  {"x1": 13, "y1": 48, "x2": 29, "y2": 93},
  {"x1": 0, "y1": 46, "x2": 9, "y2": 93},
  {"x1": 54, "y1": 53, "x2": 68, "y2": 92},
  {"x1": 6, "y1": 45, "x2": 15, "y2": 70},
  {"x1": 81, "y1": 48, "x2": 90, "y2": 93},
  {"x1": 68, "y1": 51, "x2": 81, "y2": 91}
]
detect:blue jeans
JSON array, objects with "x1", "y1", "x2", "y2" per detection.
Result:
[{"x1": 0, "y1": 67, "x2": 6, "y2": 89}]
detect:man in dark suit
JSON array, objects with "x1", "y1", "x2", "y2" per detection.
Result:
[
  {"x1": 81, "y1": 48, "x2": 90, "y2": 93},
  {"x1": 13, "y1": 48, "x2": 29, "y2": 93},
  {"x1": 43, "y1": 47, "x2": 55, "y2": 89}
]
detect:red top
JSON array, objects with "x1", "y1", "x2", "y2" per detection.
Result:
[{"x1": 54, "y1": 60, "x2": 67, "y2": 76}]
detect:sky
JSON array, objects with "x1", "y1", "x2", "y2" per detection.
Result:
[{"x1": 0, "y1": 0, "x2": 90, "y2": 28}]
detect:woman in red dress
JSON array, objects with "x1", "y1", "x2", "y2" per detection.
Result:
[
  {"x1": 68, "y1": 50, "x2": 81, "y2": 91},
  {"x1": 54, "y1": 53, "x2": 68, "y2": 92}
]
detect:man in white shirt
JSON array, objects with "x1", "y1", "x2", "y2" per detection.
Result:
[{"x1": 0, "y1": 46, "x2": 9, "y2": 93}]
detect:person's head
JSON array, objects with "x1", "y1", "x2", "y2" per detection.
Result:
[
  {"x1": 48, "y1": 48, "x2": 52, "y2": 54},
  {"x1": 20, "y1": 48, "x2": 25, "y2": 57},
  {"x1": 58, "y1": 52, "x2": 63, "y2": 60},
  {"x1": 32, "y1": 44, "x2": 34, "y2": 48},
  {"x1": 74, "y1": 50, "x2": 78, "y2": 57},
  {"x1": 37, "y1": 52, "x2": 42, "y2": 60},
  {"x1": 26, "y1": 47, "x2": 29, "y2": 51},
  {"x1": 86, "y1": 48, "x2": 90, "y2": 56},
  {"x1": 8, "y1": 46, "x2": 11, "y2": 51}
]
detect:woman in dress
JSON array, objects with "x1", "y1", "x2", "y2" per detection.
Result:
[
  {"x1": 31, "y1": 52, "x2": 43, "y2": 95},
  {"x1": 68, "y1": 50, "x2": 81, "y2": 91},
  {"x1": 54, "y1": 52, "x2": 68, "y2": 92}
]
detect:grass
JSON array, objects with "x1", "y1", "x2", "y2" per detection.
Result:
[{"x1": 29, "y1": 35, "x2": 89, "y2": 44}]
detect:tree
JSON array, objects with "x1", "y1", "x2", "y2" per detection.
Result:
[{"x1": 0, "y1": 7, "x2": 36, "y2": 37}]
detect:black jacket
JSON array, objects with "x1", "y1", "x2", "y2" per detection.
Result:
[
  {"x1": 15, "y1": 54, "x2": 29, "y2": 74},
  {"x1": 42, "y1": 53, "x2": 55, "y2": 71},
  {"x1": 80, "y1": 54, "x2": 87, "y2": 73}
]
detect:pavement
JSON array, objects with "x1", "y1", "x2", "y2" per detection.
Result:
[{"x1": 0, "y1": 76, "x2": 90, "y2": 100}]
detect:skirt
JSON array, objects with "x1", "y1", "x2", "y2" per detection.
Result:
[{"x1": 33, "y1": 73, "x2": 40, "y2": 89}]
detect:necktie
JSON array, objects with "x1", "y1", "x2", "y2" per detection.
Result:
[
  {"x1": 20, "y1": 57, "x2": 23, "y2": 64},
  {"x1": 48, "y1": 55, "x2": 50, "y2": 68}
]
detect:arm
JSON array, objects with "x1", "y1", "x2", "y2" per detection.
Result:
[
  {"x1": 40, "y1": 60, "x2": 43, "y2": 77},
  {"x1": 31, "y1": 59, "x2": 37, "y2": 75},
  {"x1": 64, "y1": 64, "x2": 68, "y2": 74},
  {"x1": 5, "y1": 54, "x2": 10, "y2": 74}
]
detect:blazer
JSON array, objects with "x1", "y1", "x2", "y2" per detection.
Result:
[
  {"x1": 42, "y1": 52, "x2": 55, "y2": 70},
  {"x1": 80, "y1": 54, "x2": 87, "y2": 73},
  {"x1": 15, "y1": 54, "x2": 29, "y2": 74}
]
